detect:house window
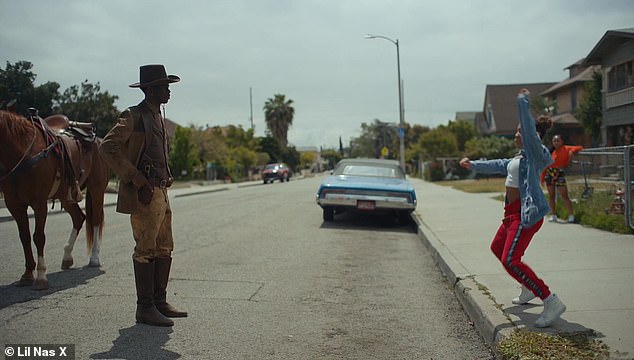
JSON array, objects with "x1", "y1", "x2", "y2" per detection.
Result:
[
  {"x1": 607, "y1": 60, "x2": 634, "y2": 92},
  {"x1": 571, "y1": 87, "x2": 577, "y2": 111}
]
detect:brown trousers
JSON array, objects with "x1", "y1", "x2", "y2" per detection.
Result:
[{"x1": 130, "y1": 188, "x2": 173, "y2": 263}]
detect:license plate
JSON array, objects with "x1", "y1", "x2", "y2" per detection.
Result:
[{"x1": 357, "y1": 200, "x2": 376, "y2": 210}]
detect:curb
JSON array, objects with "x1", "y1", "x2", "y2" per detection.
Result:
[
  {"x1": 411, "y1": 211, "x2": 517, "y2": 357},
  {"x1": 0, "y1": 202, "x2": 117, "y2": 223}
]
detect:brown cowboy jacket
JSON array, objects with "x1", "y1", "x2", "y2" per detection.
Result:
[{"x1": 99, "y1": 101, "x2": 159, "y2": 214}]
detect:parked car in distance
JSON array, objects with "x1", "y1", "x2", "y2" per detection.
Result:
[
  {"x1": 262, "y1": 163, "x2": 292, "y2": 184},
  {"x1": 316, "y1": 158, "x2": 417, "y2": 224}
]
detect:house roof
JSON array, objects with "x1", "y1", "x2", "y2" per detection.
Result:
[
  {"x1": 583, "y1": 28, "x2": 634, "y2": 64},
  {"x1": 551, "y1": 112, "x2": 579, "y2": 125},
  {"x1": 164, "y1": 118, "x2": 179, "y2": 138},
  {"x1": 540, "y1": 65, "x2": 600, "y2": 96},
  {"x1": 482, "y1": 83, "x2": 557, "y2": 136},
  {"x1": 564, "y1": 58, "x2": 586, "y2": 70}
]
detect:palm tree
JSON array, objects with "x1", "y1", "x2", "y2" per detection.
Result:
[{"x1": 263, "y1": 94, "x2": 295, "y2": 148}]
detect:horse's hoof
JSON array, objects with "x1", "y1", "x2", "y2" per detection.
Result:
[
  {"x1": 61, "y1": 259, "x2": 74, "y2": 270},
  {"x1": 88, "y1": 259, "x2": 101, "y2": 267},
  {"x1": 16, "y1": 277, "x2": 34, "y2": 287},
  {"x1": 33, "y1": 279, "x2": 49, "y2": 290}
]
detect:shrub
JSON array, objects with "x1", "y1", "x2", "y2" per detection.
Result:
[{"x1": 566, "y1": 184, "x2": 633, "y2": 234}]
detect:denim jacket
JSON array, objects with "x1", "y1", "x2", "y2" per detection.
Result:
[{"x1": 470, "y1": 93, "x2": 553, "y2": 227}]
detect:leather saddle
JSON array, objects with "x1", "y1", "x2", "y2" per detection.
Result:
[
  {"x1": 44, "y1": 114, "x2": 96, "y2": 143},
  {"x1": 27, "y1": 110, "x2": 98, "y2": 202}
]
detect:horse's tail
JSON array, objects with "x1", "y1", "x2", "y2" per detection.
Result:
[
  {"x1": 85, "y1": 141, "x2": 108, "y2": 254},
  {"x1": 85, "y1": 189, "x2": 104, "y2": 254}
]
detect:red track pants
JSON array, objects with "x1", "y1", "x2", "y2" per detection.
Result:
[{"x1": 490, "y1": 199, "x2": 551, "y2": 300}]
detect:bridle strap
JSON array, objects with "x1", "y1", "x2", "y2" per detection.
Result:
[{"x1": 0, "y1": 119, "x2": 40, "y2": 183}]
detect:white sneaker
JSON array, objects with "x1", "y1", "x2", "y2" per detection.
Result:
[
  {"x1": 548, "y1": 215, "x2": 557, "y2": 222},
  {"x1": 535, "y1": 293, "x2": 566, "y2": 328},
  {"x1": 512, "y1": 285, "x2": 536, "y2": 305},
  {"x1": 567, "y1": 215, "x2": 575, "y2": 223}
]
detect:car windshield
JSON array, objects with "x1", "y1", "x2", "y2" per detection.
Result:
[
  {"x1": 265, "y1": 164, "x2": 279, "y2": 170},
  {"x1": 335, "y1": 164, "x2": 403, "y2": 179}
]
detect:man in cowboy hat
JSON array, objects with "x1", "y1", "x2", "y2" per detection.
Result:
[{"x1": 100, "y1": 64, "x2": 187, "y2": 327}]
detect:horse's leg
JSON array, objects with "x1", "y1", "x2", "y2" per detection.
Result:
[
  {"x1": 88, "y1": 223, "x2": 101, "y2": 267},
  {"x1": 61, "y1": 201, "x2": 85, "y2": 270},
  {"x1": 6, "y1": 201, "x2": 36, "y2": 286},
  {"x1": 31, "y1": 202, "x2": 49, "y2": 290}
]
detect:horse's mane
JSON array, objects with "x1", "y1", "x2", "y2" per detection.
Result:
[{"x1": 0, "y1": 110, "x2": 37, "y2": 146}]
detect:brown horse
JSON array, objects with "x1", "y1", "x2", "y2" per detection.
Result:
[{"x1": 0, "y1": 110, "x2": 109, "y2": 289}]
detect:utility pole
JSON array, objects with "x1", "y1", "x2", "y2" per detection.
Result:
[{"x1": 249, "y1": 87, "x2": 254, "y2": 131}]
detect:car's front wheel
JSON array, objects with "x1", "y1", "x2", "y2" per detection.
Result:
[{"x1": 323, "y1": 207, "x2": 334, "y2": 222}]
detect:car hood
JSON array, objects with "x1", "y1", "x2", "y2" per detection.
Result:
[{"x1": 319, "y1": 175, "x2": 415, "y2": 192}]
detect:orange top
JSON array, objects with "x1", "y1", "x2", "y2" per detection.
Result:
[
  {"x1": 541, "y1": 145, "x2": 583, "y2": 183},
  {"x1": 550, "y1": 145, "x2": 583, "y2": 168}
]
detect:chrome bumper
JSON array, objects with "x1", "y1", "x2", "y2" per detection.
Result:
[{"x1": 317, "y1": 193, "x2": 416, "y2": 210}]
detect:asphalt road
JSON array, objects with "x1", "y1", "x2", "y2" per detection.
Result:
[{"x1": 0, "y1": 176, "x2": 493, "y2": 359}]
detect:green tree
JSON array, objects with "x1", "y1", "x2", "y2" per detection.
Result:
[
  {"x1": 259, "y1": 135, "x2": 283, "y2": 163},
  {"x1": 320, "y1": 149, "x2": 342, "y2": 170},
  {"x1": 300, "y1": 151, "x2": 317, "y2": 169},
  {"x1": 227, "y1": 146, "x2": 258, "y2": 180},
  {"x1": 224, "y1": 124, "x2": 259, "y2": 150},
  {"x1": 281, "y1": 146, "x2": 300, "y2": 172},
  {"x1": 349, "y1": 119, "x2": 397, "y2": 159},
  {"x1": 447, "y1": 120, "x2": 477, "y2": 152},
  {"x1": 263, "y1": 94, "x2": 295, "y2": 147},
  {"x1": 406, "y1": 124, "x2": 431, "y2": 148},
  {"x1": 0, "y1": 60, "x2": 60, "y2": 115},
  {"x1": 530, "y1": 94, "x2": 556, "y2": 116},
  {"x1": 190, "y1": 125, "x2": 228, "y2": 174},
  {"x1": 463, "y1": 136, "x2": 516, "y2": 160},
  {"x1": 256, "y1": 152, "x2": 271, "y2": 167},
  {"x1": 414, "y1": 127, "x2": 459, "y2": 161},
  {"x1": 169, "y1": 126, "x2": 199, "y2": 179},
  {"x1": 56, "y1": 80, "x2": 119, "y2": 137},
  {"x1": 576, "y1": 71, "x2": 603, "y2": 145}
]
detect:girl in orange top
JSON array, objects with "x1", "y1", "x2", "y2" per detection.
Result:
[{"x1": 542, "y1": 135, "x2": 583, "y2": 223}]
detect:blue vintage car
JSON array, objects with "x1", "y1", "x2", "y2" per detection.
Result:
[{"x1": 316, "y1": 158, "x2": 417, "y2": 224}]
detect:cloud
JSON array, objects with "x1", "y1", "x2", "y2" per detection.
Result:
[{"x1": 1, "y1": 0, "x2": 632, "y2": 148}]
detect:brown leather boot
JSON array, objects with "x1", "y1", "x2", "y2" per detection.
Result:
[
  {"x1": 154, "y1": 257, "x2": 188, "y2": 318},
  {"x1": 133, "y1": 259, "x2": 174, "y2": 326}
]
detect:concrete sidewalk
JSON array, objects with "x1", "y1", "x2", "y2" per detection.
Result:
[
  {"x1": 409, "y1": 178, "x2": 634, "y2": 359},
  {"x1": 0, "y1": 180, "x2": 257, "y2": 223}
]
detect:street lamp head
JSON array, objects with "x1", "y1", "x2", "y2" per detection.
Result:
[{"x1": 364, "y1": 33, "x2": 397, "y2": 45}]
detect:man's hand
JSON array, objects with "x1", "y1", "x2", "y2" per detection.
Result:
[
  {"x1": 132, "y1": 173, "x2": 150, "y2": 188},
  {"x1": 132, "y1": 173, "x2": 153, "y2": 205},
  {"x1": 138, "y1": 184, "x2": 154, "y2": 205}
]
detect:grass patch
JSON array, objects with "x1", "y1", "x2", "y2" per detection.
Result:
[
  {"x1": 497, "y1": 329, "x2": 609, "y2": 360},
  {"x1": 435, "y1": 177, "x2": 506, "y2": 193}
]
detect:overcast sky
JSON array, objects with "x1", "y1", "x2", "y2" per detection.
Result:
[{"x1": 1, "y1": 1, "x2": 632, "y2": 148}]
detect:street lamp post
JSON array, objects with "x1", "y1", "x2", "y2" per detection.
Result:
[{"x1": 365, "y1": 33, "x2": 405, "y2": 171}]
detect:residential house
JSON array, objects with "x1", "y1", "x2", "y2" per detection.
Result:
[
  {"x1": 583, "y1": 27, "x2": 634, "y2": 146},
  {"x1": 164, "y1": 118, "x2": 179, "y2": 139},
  {"x1": 477, "y1": 83, "x2": 556, "y2": 138},
  {"x1": 540, "y1": 60, "x2": 599, "y2": 147}
]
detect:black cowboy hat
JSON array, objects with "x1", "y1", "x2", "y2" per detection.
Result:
[{"x1": 129, "y1": 64, "x2": 180, "y2": 88}]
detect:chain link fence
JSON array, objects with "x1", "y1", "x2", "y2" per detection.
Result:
[{"x1": 567, "y1": 145, "x2": 634, "y2": 230}]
